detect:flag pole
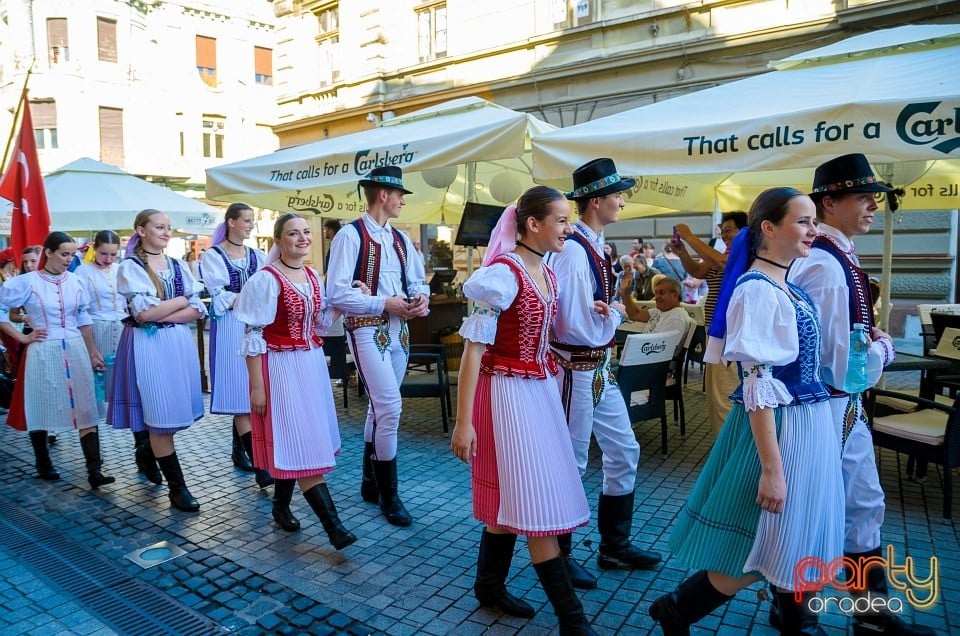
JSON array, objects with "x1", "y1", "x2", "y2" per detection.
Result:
[{"x1": 1, "y1": 66, "x2": 33, "y2": 172}]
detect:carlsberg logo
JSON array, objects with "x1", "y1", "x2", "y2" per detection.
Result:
[
  {"x1": 641, "y1": 341, "x2": 667, "y2": 355},
  {"x1": 896, "y1": 102, "x2": 960, "y2": 155}
]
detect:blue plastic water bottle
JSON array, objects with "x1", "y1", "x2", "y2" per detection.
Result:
[
  {"x1": 843, "y1": 323, "x2": 870, "y2": 394},
  {"x1": 95, "y1": 370, "x2": 106, "y2": 402}
]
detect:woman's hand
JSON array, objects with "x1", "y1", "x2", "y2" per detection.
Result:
[
  {"x1": 450, "y1": 421, "x2": 477, "y2": 463},
  {"x1": 21, "y1": 328, "x2": 47, "y2": 344},
  {"x1": 756, "y1": 468, "x2": 787, "y2": 514},
  {"x1": 250, "y1": 386, "x2": 267, "y2": 417},
  {"x1": 618, "y1": 271, "x2": 634, "y2": 298},
  {"x1": 90, "y1": 349, "x2": 105, "y2": 371},
  {"x1": 351, "y1": 280, "x2": 371, "y2": 295},
  {"x1": 593, "y1": 300, "x2": 610, "y2": 319}
]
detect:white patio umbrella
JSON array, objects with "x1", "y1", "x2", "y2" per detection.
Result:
[
  {"x1": 205, "y1": 97, "x2": 556, "y2": 225},
  {"x1": 532, "y1": 24, "x2": 960, "y2": 328},
  {"x1": 533, "y1": 24, "x2": 960, "y2": 215},
  {"x1": 37, "y1": 157, "x2": 220, "y2": 233}
]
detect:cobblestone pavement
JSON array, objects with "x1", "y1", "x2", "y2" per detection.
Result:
[{"x1": 0, "y1": 344, "x2": 957, "y2": 635}]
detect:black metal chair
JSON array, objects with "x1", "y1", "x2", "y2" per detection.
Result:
[
  {"x1": 399, "y1": 344, "x2": 452, "y2": 433},
  {"x1": 866, "y1": 389, "x2": 960, "y2": 521},
  {"x1": 665, "y1": 319, "x2": 697, "y2": 438},
  {"x1": 324, "y1": 335, "x2": 355, "y2": 408},
  {"x1": 683, "y1": 324, "x2": 706, "y2": 390}
]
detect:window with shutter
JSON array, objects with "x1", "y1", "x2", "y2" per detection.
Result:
[
  {"x1": 97, "y1": 17, "x2": 118, "y2": 62},
  {"x1": 254, "y1": 46, "x2": 272, "y2": 85},
  {"x1": 202, "y1": 117, "x2": 225, "y2": 159},
  {"x1": 196, "y1": 35, "x2": 217, "y2": 86},
  {"x1": 99, "y1": 107, "x2": 124, "y2": 168},
  {"x1": 31, "y1": 101, "x2": 58, "y2": 150},
  {"x1": 46, "y1": 18, "x2": 69, "y2": 65}
]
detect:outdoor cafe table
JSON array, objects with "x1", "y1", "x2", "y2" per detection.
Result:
[{"x1": 883, "y1": 351, "x2": 951, "y2": 374}]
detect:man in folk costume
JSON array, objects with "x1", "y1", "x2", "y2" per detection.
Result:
[
  {"x1": 788, "y1": 154, "x2": 931, "y2": 636},
  {"x1": 327, "y1": 166, "x2": 429, "y2": 527},
  {"x1": 547, "y1": 158, "x2": 662, "y2": 589}
]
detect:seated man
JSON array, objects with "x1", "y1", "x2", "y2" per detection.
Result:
[{"x1": 619, "y1": 276, "x2": 688, "y2": 336}]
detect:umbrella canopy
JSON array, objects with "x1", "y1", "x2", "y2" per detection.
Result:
[
  {"x1": 37, "y1": 157, "x2": 219, "y2": 233},
  {"x1": 205, "y1": 97, "x2": 555, "y2": 225},
  {"x1": 532, "y1": 24, "x2": 960, "y2": 216}
]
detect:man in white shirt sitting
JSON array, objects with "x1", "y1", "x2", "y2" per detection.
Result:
[{"x1": 619, "y1": 277, "x2": 688, "y2": 336}]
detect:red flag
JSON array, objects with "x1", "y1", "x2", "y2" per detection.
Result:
[{"x1": 0, "y1": 99, "x2": 51, "y2": 265}]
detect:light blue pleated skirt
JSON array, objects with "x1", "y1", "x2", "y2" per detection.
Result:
[
  {"x1": 669, "y1": 401, "x2": 844, "y2": 590},
  {"x1": 209, "y1": 310, "x2": 250, "y2": 414}
]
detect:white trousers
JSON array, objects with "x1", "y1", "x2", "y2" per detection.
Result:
[
  {"x1": 830, "y1": 395, "x2": 885, "y2": 553},
  {"x1": 347, "y1": 317, "x2": 409, "y2": 461},
  {"x1": 556, "y1": 355, "x2": 640, "y2": 496}
]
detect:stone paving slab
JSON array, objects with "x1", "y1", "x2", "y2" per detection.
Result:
[{"x1": 0, "y1": 355, "x2": 956, "y2": 634}]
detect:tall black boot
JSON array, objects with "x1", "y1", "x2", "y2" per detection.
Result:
[
  {"x1": 79, "y1": 430, "x2": 115, "y2": 489},
  {"x1": 649, "y1": 570, "x2": 732, "y2": 636},
  {"x1": 156, "y1": 453, "x2": 199, "y2": 512},
  {"x1": 271, "y1": 479, "x2": 300, "y2": 532},
  {"x1": 239, "y1": 431, "x2": 273, "y2": 488},
  {"x1": 360, "y1": 441, "x2": 378, "y2": 503},
  {"x1": 848, "y1": 548, "x2": 936, "y2": 636},
  {"x1": 231, "y1": 421, "x2": 254, "y2": 472},
  {"x1": 597, "y1": 492, "x2": 661, "y2": 570},
  {"x1": 303, "y1": 482, "x2": 357, "y2": 550},
  {"x1": 133, "y1": 431, "x2": 162, "y2": 484},
  {"x1": 557, "y1": 532, "x2": 596, "y2": 590},
  {"x1": 474, "y1": 530, "x2": 534, "y2": 618},
  {"x1": 533, "y1": 556, "x2": 597, "y2": 636},
  {"x1": 29, "y1": 430, "x2": 60, "y2": 480},
  {"x1": 371, "y1": 458, "x2": 412, "y2": 526},
  {"x1": 775, "y1": 590, "x2": 827, "y2": 636}
]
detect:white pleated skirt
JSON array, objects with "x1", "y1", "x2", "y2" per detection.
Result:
[
  {"x1": 133, "y1": 324, "x2": 204, "y2": 430},
  {"x1": 209, "y1": 310, "x2": 250, "y2": 414},
  {"x1": 472, "y1": 371, "x2": 590, "y2": 536},
  {"x1": 250, "y1": 345, "x2": 341, "y2": 478},
  {"x1": 23, "y1": 336, "x2": 99, "y2": 432}
]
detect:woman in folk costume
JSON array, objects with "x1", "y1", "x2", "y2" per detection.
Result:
[
  {"x1": 200, "y1": 203, "x2": 272, "y2": 489},
  {"x1": 649, "y1": 188, "x2": 845, "y2": 636},
  {"x1": 74, "y1": 231, "x2": 124, "y2": 421},
  {"x1": 0, "y1": 232, "x2": 113, "y2": 488},
  {"x1": 451, "y1": 186, "x2": 597, "y2": 636},
  {"x1": 108, "y1": 209, "x2": 206, "y2": 512},
  {"x1": 234, "y1": 214, "x2": 357, "y2": 550}
]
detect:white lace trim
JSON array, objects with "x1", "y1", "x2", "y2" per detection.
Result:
[
  {"x1": 459, "y1": 311, "x2": 498, "y2": 345},
  {"x1": 741, "y1": 371, "x2": 793, "y2": 411},
  {"x1": 238, "y1": 327, "x2": 267, "y2": 356}
]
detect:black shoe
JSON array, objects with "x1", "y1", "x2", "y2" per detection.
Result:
[
  {"x1": 238, "y1": 430, "x2": 274, "y2": 488},
  {"x1": 303, "y1": 482, "x2": 357, "y2": 550},
  {"x1": 232, "y1": 423, "x2": 254, "y2": 472},
  {"x1": 47, "y1": 433, "x2": 57, "y2": 446},
  {"x1": 80, "y1": 430, "x2": 115, "y2": 489},
  {"x1": 474, "y1": 530, "x2": 535, "y2": 618},
  {"x1": 848, "y1": 548, "x2": 936, "y2": 636},
  {"x1": 533, "y1": 556, "x2": 597, "y2": 636},
  {"x1": 371, "y1": 458, "x2": 412, "y2": 526},
  {"x1": 775, "y1": 590, "x2": 827, "y2": 636},
  {"x1": 360, "y1": 442, "x2": 378, "y2": 503},
  {"x1": 649, "y1": 570, "x2": 731, "y2": 636},
  {"x1": 557, "y1": 533, "x2": 596, "y2": 590},
  {"x1": 597, "y1": 492, "x2": 661, "y2": 570},
  {"x1": 271, "y1": 479, "x2": 300, "y2": 532},
  {"x1": 156, "y1": 453, "x2": 199, "y2": 512},
  {"x1": 134, "y1": 430, "x2": 162, "y2": 485},
  {"x1": 29, "y1": 430, "x2": 60, "y2": 480}
]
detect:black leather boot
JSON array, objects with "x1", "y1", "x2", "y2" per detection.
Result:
[
  {"x1": 29, "y1": 430, "x2": 60, "y2": 480},
  {"x1": 303, "y1": 482, "x2": 357, "y2": 550},
  {"x1": 80, "y1": 430, "x2": 115, "y2": 489},
  {"x1": 848, "y1": 548, "x2": 936, "y2": 636},
  {"x1": 597, "y1": 492, "x2": 661, "y2": 570},
  {"x1": 649, "y1": 570, "x2": 732, "y2": 636},
  {"x1": 474, "y1": 530, "x2": 535, "y2": 618},
  {"x1": 231, "y1": 421, "x2": 254, "y2": 472},
  {"x1": 360, "y1": 441, "x2": 378, "y2": 503},
  {"x1": 371, "y1": 458, "x2": 412, "y2": 526},
  {"x1": 271, "y1": 479, "x2": 300, "y2": 532},
  {"x1": 533, "y1": 556, "x2": 597, "y2": 636},
  {"x1": 239, "y1": 431, "x2": 273, "y2": 488},
  {"x1": 156, "y1": 453, "x2": 199, "y2": 512},
  {"x1": 557, "y1": 532, "x2": 596, "y2": 590},
  {"x1": 775, "y1": 590, "x2": 827, "y2": 636},
  {"x1": 133, "y1": 430, "x2": 162, "y2": 484}
]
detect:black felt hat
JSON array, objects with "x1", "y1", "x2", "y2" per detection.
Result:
[
  {"x1": 565, "y1": 158, "x2": 636, "y2": 200},
  {"x1": 810, "y1": 153, "x2": 894, "y2": 198},
  {"x1": 358, "y1": 165, "x2": 413, "y2": 195}
]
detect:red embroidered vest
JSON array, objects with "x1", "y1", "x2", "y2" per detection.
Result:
[
  {"x1": 261, "y1": 266, "x2": 324, "y2": 351},
  {"x1": 480, "y1": 255, "x2": 559, "y2": 379}
]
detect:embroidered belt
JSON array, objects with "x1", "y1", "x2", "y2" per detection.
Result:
[
  {"x1": 121, "y1": 316, "x2": 175, "y2": 330},
  {"x1": 549, "y1": 340, "x2": 613, "y2": 355},
  {"x1": 551, "y1": 343, "x2": 608, "y2": 372},
  {"x1": 344, "y1": 313, "x2": 389, "y2": 331}
]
